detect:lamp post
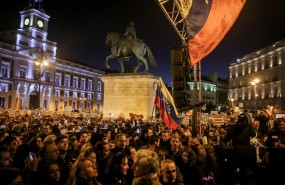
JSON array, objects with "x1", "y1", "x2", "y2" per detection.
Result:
[
  {"x1": 250, "y1": 79, "x2": 260, "y2": 117},
  {"x1": 34, "y1": 46, "x2": 48, "y2": 114}
]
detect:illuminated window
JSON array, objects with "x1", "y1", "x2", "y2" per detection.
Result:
[
  {"x1": 97, "y1": 81, "x2": 102, "y2": 92},
  {"x1": 65, "y1": 75, "x2": 70, "y2": 87},
  {"x1": 34, "y1": 68, "x2": 40, "y2": 80},
  {"x1": 81, "y1": 93, "x2": 85, "y2": 98},
  {"x1": 20, "y1": 66, "x2": 26, "y2": 78},
  {"x1": 1, "y1": 63, "x2": 9, "y2": 78},
  {"x1": 0, "y1": 83, "x2": 8, "y2": 92},
  {"x1": 73, "y1": 77, "x2": 78, "y2": 88},
  {"x1": 55, "y1": 74, "x2": 61, "y2": 86},
  {"x1": 81, "y1": 79, "x2": 86, "y2": 89},
  {"x1": 55, "y1": 90, "x2": 60, "y2": 97},
  {"x1": 97, "y1": 94, "x2": 101, "y2": 101},
  {"x1": 73, "y1": 92, "x2": 77, "y2": 98},
  {"x1": 64, "y1": 91, "x2": 69, "y2": 98},
  {"x1": 88, "y1": 79, "x2": 93, "y2": 90}
]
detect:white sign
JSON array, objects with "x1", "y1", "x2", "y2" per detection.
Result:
[{"x1": 200, "y1": 115, "x2": 208, "y2": 125}]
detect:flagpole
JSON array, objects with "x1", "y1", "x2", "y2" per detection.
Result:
[
  {"x1": 151, "y1": 100, "x2": 156, "y2": 123},
  {"x1": 192, "y1": 63, "x2": 198, "y2": 137},
  {"x1": 198, "y1": 61, "x2": 202, "y2": 137},
  {"x1": 151, "y1": 81, "x2": 159, "y2": 123}
]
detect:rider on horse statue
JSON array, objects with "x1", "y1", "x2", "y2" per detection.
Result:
[
  {"x1": 117, "y1": 21, "x2": 136, "y2": 56},
  {"x1": 105, "y1": 22, "x2": 157, "y2": 73}
]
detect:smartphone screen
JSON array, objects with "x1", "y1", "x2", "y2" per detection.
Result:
[{"x1": 29, "y1": 152, "x2": 34, "y2": 161}]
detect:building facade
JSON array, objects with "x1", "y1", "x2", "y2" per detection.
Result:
[
  {"x1": 187, "y1": 72, "x2": 228, "y2": 111},
  {"x1": 228, "y1": 39, "x2": 285, "y2": 114},
  {"x1": 0, "y1": 2, "x2": 104, "y2": 113}
]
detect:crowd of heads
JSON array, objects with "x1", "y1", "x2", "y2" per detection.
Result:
[{"x1": 0, "y1": 110, "x2": 284, "y2": 185}]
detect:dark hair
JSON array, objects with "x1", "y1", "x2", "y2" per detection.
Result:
[
  {"x1": 12, "y1": 144, "x2": 30, "y2": 170},
  {"x1": 55, "y1": 135, "x2": 68, "y2": 145},
  {"x1": 69, "y1": 134, "x2": 78, "y2": 141},
  {"x1": 0, "y1": 146, "x2": 9, "y2": 154},
  {"x1": 180, "y1": 147, "x2": 197, "y2": 167},
  {"x1": 141, "y1": 126, "x2": 153, "y2": 137},
  {"x1": 274, "y1": 117, "x2": 285, "y2": 128},
  {"x1": 81, "y1": 147, "x2": 95, "y2": 157},
  {"x1": 148, "y1": 135, "x2": 159, "y2": 145},
  {"x1": 94, "y1": 141, "x2": 107, "y2": 152},
  {"x1": 28, "y1": 135, "x2": 43, "y2": 154},
  {"x1": 132, "y1": 132, "x2": 140, "y2": 138},
  {"x1": 104, "y1": 129, "x2": 111, "y2": 134},
  {"x1": 106, "y1": 152, "x2": 127, "y2": 178},
  {"x1": 237, "y1": 113, "x2": 250, "y2": 126},
  {"x1": 122, "y1": 146, "x2": 135, "y2": 156},
  {"x1": 0, "y1": 167, "x2": 22, "y2": 185},
  {"x1": 42, "y1": 161, "x2": 60, "y2": 180},
  {"x1": 44, "y1": 122, "x2": 53, "y2": 128},
  {"x1": 1, "y1": 136, "x2": 15, "y2": 145}
]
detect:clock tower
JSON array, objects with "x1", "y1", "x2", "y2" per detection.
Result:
[{"x1": 17, "y1": 0, "x2": 57, "y2": 58}]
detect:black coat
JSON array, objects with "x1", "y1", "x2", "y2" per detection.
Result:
[{"x1": 223, "y1": 122, "x2": 256, "y2": 157}]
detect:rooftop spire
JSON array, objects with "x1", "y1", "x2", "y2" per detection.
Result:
[{"x1": 29, "y1": 0, "x2": 44, "y2": 9}]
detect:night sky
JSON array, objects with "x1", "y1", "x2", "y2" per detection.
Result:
[{"x1": 1, "y1": 0, "x2": 285, "y2": 85}]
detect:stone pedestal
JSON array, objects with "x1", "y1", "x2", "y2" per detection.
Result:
[{"x1": 101, "y1": 72, "x2": 158, "y2": 121}]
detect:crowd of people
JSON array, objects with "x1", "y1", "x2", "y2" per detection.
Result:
[{"x1": 0, "y1": 109, "x2": 284, "y2": 185}]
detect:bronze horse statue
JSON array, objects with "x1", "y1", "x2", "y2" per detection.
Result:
[{"x1": 105, "y1": 32, "x2": 157, "y2": 73}]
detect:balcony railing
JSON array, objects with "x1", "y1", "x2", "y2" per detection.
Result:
[{"x1": 13, "y1": 77, "x2": 55, "y2": 85}]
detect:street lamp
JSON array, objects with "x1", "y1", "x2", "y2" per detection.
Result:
[
  {"x1": 34, "y1": 46, "x2": 48, "y2": 113},
  {"x1": 250, "y1": 79, "x2": 260, "y2": 117}
]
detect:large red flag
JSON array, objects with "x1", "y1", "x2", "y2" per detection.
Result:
[{"x1": 185, "y1": 0, "x2": 246, "y2": 66}]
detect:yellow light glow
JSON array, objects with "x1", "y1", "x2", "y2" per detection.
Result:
[
  {"x1": 250, "y1": 79, "x2": 260, "y2": 85},
  {"x1": 43, "y1": 60, "x2": 49, "y2": 66}
]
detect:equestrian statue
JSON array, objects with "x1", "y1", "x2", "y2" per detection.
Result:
[{"x1": 105, "y1": 21, "x2": 157, "y2": 73}]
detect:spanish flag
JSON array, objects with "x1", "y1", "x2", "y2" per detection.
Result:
[
  {"x1": 155, "y1": 77, "x2": 182, "y2": 130},
  {"x1": 185, "y1": 0, "x2": 246, "y2": 66}
]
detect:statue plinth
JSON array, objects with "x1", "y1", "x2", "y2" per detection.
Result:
[
  {"x1": 124, "y1": 64, "x2": 136, "y2": 73},
  {"x1": 101, "y1": 72, "x2": 158, "y2": 121}
]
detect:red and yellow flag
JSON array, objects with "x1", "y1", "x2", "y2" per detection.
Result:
[{"x1": 185, "y1": 0, "x2": 246, "y2": 66}]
